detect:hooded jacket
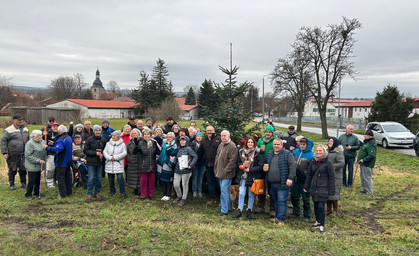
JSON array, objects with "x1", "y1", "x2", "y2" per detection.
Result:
[
  {"x1": 103, "y1": 138, "x2": 127, "y2": 174},
  {"x1": 292, "y1": 137, "x2": 314, "y2": 183}
]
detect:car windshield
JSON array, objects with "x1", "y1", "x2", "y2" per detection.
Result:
[{"x1": 382, "y1": 124, "x2": 408, "y2": 132}]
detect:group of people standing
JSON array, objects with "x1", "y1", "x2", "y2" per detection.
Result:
[{"x1": 1, "y1": 115, "x2": 376, "y2": 234}]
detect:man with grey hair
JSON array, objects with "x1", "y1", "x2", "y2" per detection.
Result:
[
  {"x1": 1, "y1": 114, "x2": 29, "y2": 190},
  {"x1": 43, "y1": 125, "x2": 73, "y2": 198},
  {"x1": 339, "y1": 124, "x2": 361, "y2": 187},
  {"x1": 83, "y1": 120, "x2": 93, "y2": 140},
  {"x1": 214, "y1": 130, "x2": 238, "y2": 216}
]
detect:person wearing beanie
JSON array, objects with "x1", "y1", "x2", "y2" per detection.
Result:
[
  {"x1": 326, "y1": 137, "x2": 344, "y2": 215},
  {"x1": 145, "y1": 118, "x2": 153, "y2": 130},
  {"x1": 103, "y1": 129, "x2": 127, "y2": 198},
  {"x1": 256, "y1": 125, "x2": 277, "y2": 216},
  {"x1": 127, "y1": 116, "x2": 137, "y2": 130},
  {"x1": 71, "y1": 123, "x2": 85, "y2": 142},
  {"x1": 191, "y1": 131, "x2": 205, "y2": 198},
  {"x1": 283, "y1": 125, "x2": 298, "y2": 151},
  {"x1": 83, "y1": 124, "x2": 107, "y2": 200},
  {"x1": 356, "y1": 130, "x2": 376, "y2": 195},
  {"x1": 101, "y1": 118, "x2": 115, "y2": 142},
  {"x1": 164, "y1": 116, "x2": 177, "y2": 134}
]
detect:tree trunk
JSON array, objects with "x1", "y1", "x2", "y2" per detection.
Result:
[
  {"x1": 297, "y1": 110, "x2": 303, "y2": 132},
  {"x1": 319, "y1": 108, "x2": 329, "y2": 139}
]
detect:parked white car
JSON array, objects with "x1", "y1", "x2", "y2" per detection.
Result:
[{"x1": 366, "y1": 122, "x2": 415, "y2": 148}]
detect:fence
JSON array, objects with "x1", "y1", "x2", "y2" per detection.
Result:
[
  {"x1": 11, "y1": 107, "x2": 81, "y2": 124},
  {"x1": 277, "y1": 116, "x2": 366, "y2": 130}
]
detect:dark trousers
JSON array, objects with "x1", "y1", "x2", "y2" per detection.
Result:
[
  {"x1": 205, "y1": 166, "x2": 218, "y2": 199},
  {"x1": 25, "y1": 171, "x2": 41, "y2": 197},
  {"x1": 342, "y1": 157, "x2": 355, "y2": 186},
  {"x1": 7, "y1": 155, "x2": 27, "y2": 185},
  {"x1": 291, "y1": 182, "x2": 312, "y2": 218},
  {"x1": 161, "y1": 181, "x2": 173, "y2": 197},
  {"x1": 313, "y1": 200, "x2": 326, "y2": 226},
  {"x1": 108, "y1": 173, "x2": 125, "y2": 195},
  {"x1": 56, "y1": 167, "x2": 72, "y2": 197}
]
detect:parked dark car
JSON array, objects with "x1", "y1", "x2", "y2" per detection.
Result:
[{"x1": 414, "y1": 132, "x2": 419, "y2": 156}]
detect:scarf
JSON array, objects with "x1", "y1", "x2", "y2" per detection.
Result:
[
  {"x1": 240, "y1": 148, "x2": 256, "y2": 179},
  {"x1": 314, "y1": 151, "x2": 328, "y2": 162},
  {"x1": 158, "y1": 140, "x2": 176, "y2": 165},
  {"x1": 262, "y1": 135, "x2": 274, "y2": 144},
  {"x1": 146, "y1": 138, "x2": 153, "y2": 148}
]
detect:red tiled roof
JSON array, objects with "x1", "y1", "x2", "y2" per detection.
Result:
[
  {"x1": 338, "y1": 100, "x2": 374, "y2": 107},
  {"x1": 114, "y1": 97, "x2": 135, "y2": 102},
  {"x1": 49, "y1": 99, "x2": 137, "y2": 108},
  {"x1": 175, "y1": 97, "x2": 197, "y2": 111},
  {"x1": 310, "y1": 98, "x2": 366, "y2": 103}
]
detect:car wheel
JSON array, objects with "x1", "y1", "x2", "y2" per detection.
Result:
[
  {"x1": 382, "y1": 139, "x2": 389, "y2": 149},
  {"x1": 415, "y1": 147, "x2": 419, "y2": 157}
]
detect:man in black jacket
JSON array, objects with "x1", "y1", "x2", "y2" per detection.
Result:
[
  {"x1": 164, "y1": 116, "x2": 177, "y2": 134},
  {"x1": 197, "y1": 125, "x2": 221, "y2": 205}
]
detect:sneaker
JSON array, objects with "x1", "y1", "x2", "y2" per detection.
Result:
[
  {"x1": 47, "y1": 184, "x2": 55, "y2": 189},
  {"x1": 94, "y1": 194, "x2": 101, "y2": 199},
  {"x1": 193, "y1": 192, "x2": 198, "y2": 198},
  {"x1": 162, "y1": 196, "x2": 170, "y2": 201},
  {"x1": 232, "y1": 209, "x2": 242, "y2": 218},
  {"x1": 276, "y1": 221, "x2": 285, "y2": 226},
  {"x1": 140, "y1": 197, "x2": 146, "y2": 201},
  {"x1": 9, "y1": 185, "x2": 16, "y2": 190},
  {"x1": 217, "y1": 211, "x2": 227, "y2": 216},
  {"x1": 161, "y1": 196, "x2": 166, "y2": 201},
  {"x1": 269, "y1": 217, "x2": 277, "y2": 223},
  {"x1": 87, "y1": 195, "x2": 92, "y2": 200},
  {"x1": 21, "y1": 184, "x2": 27, "y2": 189},
  {"x1": 197, "y1": 192, "x2": 203, "y2": 198},
  {"x1": 312, "y1": 221, "x2": 321, "y2": 228},
  {"x1": 178, "y1": 199, "x2": 187, "y2": 206},
  {"x1": 25, "y1": 195, "x2": 34, "y2": 200},
  {"x1": 319, "y1": 226, "x2": 325, "y2": 234},
  {"x1": 246, "y1": 209, "x2": 252, "y2": 219},
  {"x1": 174, "y1": 197, "x2": 182, "y2": 203},
  {"x1": 206, "y1": 199, "x2": 216, "y2": 205},
  {"x1": 34, "y1": 194, "x2": 45, "y2": 198}
]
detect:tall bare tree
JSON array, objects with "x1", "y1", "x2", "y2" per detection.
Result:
[
  {"x1": 293, "y1": 17, "x2": 361, "y2": 138},
  {"x1": 73, "y1": 73, "x2": 88, "y2": 98},
  {"x1": 106, "y1": 80, "x2": 121, "y2": 95}
]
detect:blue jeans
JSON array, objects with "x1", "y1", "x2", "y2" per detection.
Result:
[
  {"x1": 108, "y1": 173, "x2": 125, "y2": 195},
  {"x1": 219, "y1": 178, "x2": 232, "y2": 214},
  {"x1": 342, "y1": 157, "x2": 355, "y2": 186},
  {"x1": 269, "y1": 183, "x2": 289, "y2": 221},
  {"x1": 206, "y1": 167, "x2": 218, "y2": 199},
  {"x1": 238, "y1": 179, "x2": 255, "y2": 211},
  {"x1": 87, "y1": 165, "x2": 102, "y2": 196},
  {"x1": 192, "y1": 164, "x2": 205, "y2": 193}
]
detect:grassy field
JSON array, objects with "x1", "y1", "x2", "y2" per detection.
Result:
[{"x1": 0, "y1": 119, "x2": 418, "y2": 255}]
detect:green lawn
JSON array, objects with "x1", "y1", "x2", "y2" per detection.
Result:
[{"x1": 0, "y1": 120, "x2": 418, "y2": 255}]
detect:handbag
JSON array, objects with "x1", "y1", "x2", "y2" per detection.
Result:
[{"x1": 250, "y1": 179, "x2": 265, "y2": 195}]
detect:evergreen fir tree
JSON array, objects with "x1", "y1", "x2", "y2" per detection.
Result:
[
  {"x1": 198, "y1": 79, "x2": 217, "y2": 118},
  {"x1": 185, "y1": 87, "x2": 196, "y2": 105}
]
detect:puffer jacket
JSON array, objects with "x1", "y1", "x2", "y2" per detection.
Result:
[
  {"x1": 197, "y1": 133, "x2": 221, "y2": 168},
  {"x1": 24, "y1": 138, "x2": 46, "y2": 172},
  {"x1": 1, "y1": 124, "x2": 29, "y2": 156},
  {"x1": 304, "y1": 157, "x2": 335, "y2": 198},
  {"x1": 236, "y1": 148, "x2": 264, "y2": 186},
  {"x1": 103, "y1": 138, "x2": 127, "y2": 174},
  {"x1": 83, "y1": 135, "x2": 107, "y2": 166},
  {"x1": 138, "y1": 138, "x2": 161, "y2": 172},
  {"x1": 214, "y1": 140, "x2": 238, "y2": 179},
  {"x1": 175, "y1": 144, "x2": 198, "y2": 175},
  {"x1": 292, "y1": 137, "x2": 314, "y2": 183},
  {"x1": 126, "y1": 138, "x2": 141, "y2": 189},
  {"x1": 328, "y1": 145, "x2": 344, "y2": 200},
  {"x1": 46, "y1": 133, "x2": 73, "y2": 168}
]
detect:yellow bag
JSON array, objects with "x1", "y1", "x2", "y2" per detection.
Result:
[{"x1": 250, "y1": 179, "x2": 265, "y2": 195}]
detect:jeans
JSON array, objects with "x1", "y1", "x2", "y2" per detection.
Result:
[
  {"x1": 342, "y1": 157, "x2": 355, "y2": 186},
  {"x1": 192, "y1": 164, "x2": 205, "y2": 193},
  {"x1": 360, "y1": 165, "x2": 373, "y2": 194},
  {"x1": 269, "y1": 183, "x2": 289, "y2": 221},
  {"x1": 174, "y1": 172, "x2": 192, "y2": 200},
  {"x1": 206, "y1": 167, "x2": 218, "y2": 199},
  {"x1": 238, "y1": 179, "x2": 255, "y2": 211},
  {"x1": 56, "y1": 166, "x2": 72, "y2": 197},
  {"x1": 25, "y1": 171, "x2": 41, "y2": 197},
  {"x1": 290, "y1": 182, "x2": 312, "y2": 218},
  {"x1": 87, "y1": 165, "x2": 103, "y2": 196},
  {"x1": 219, "y1": 178, "x2": 232, "y2": 214},
  {"x1": 313, "y1": 200, "x2": 326, "y2": 226},
  {"x1": 108, "y1": 173, "x2": 125, "y2": 195}
]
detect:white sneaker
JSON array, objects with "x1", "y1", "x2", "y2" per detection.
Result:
[
  {"x1": 311, "y1": 221, "x2": 321, "y2": 228},
  {"x1": 193, "y1": 192, "x2": 198, "y2": 198},
  {"x1": 161, "y1": 196, "x2": 166, "y2": 201},
  {"x1": 47, "y1": 184, "x2": 55, "y2": 188},
  {"x1": 162, "y1": 196, "x2": 170, "y2": 201},
  {"x1": 319, "y1": 226, "x2": 325, "y2": 234}
]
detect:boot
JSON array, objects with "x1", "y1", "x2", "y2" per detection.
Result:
[
  {"x1": 332, "y1": 200, "x2": 338, "y2": 215},
  {"x1": 326, "y1": 201, "x2": 333, "y2": 215},
  {"x1": 232, "y1": 209, "x2": 242, "y2": 218},
  {"x1": 246, "y1": 209, "x2": 252, "y2": 219}
]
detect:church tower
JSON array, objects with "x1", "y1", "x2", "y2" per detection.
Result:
[{"x1": 91, "y1": 68, "x2": 105, "y2": 99}]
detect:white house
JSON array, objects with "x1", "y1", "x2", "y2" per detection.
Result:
[
  {"x1": 175, "y1": 97, "x2": 198, "y2": 120},
  {"x1": 301, "y1": 98, "x2": 362, "y2": 117},
  {"x1": 338, "y1": 100, "x2": 373, "y2": 119},
  {"x1": 46, "y1": 99, "x2": 138, "y2": 119}
]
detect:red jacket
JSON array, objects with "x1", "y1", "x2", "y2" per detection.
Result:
[{"x1": 121, "y1": 133, "x2": 130, "y2": 165}]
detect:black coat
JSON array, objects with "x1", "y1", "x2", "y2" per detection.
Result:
[
  {"x1": 83, "y1": 135, "x2": 107, "y2": 166},
  {"x1": 235, "y1": 149, "x2": 264, "y2": 186},
  {"x1": 126, "y1": 138, "x2": 141, "y2": 189},
  {"x1": 304, "y1": 157, "x2": 335, "y2": 199},
  {"x1": 197, "y1": 134, "x2": 221, "y2": 168},
  {"x1": 138, "y1": 139, "x2": 161, "y2": 172}
]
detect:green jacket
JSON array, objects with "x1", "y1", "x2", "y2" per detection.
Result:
[
  {"x1": 338, "y1": 133, "x2": 360, "y2": 159},
  {"x1": 257, "y1": 135, "x2": 276, "y2": 159},
  {"x1": 24, "y1": 138, "x2": 47, "y2": 172},
  {"x1": 357, "y1": 138, "x2": 377, "y2": 168}
]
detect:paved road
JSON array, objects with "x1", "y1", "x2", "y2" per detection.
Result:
[{"x1": 258, "y1": 119, "x2": 416, "y2": 156}]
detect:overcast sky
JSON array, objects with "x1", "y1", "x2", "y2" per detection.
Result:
[{"x1": 1, "y1": 0, "x2": 418, "y2": 98}]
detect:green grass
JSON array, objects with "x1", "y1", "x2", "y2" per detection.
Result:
[{"x1": 0, "y1": 119, "x2": 418, "y2": 255}]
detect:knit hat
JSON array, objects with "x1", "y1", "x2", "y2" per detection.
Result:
[
  {"x1": 364, "y1": 129, "x2": 374, "y2": 136},
  {"x1": 196, "y1": 132, "x2": 203, "y2": 137},
  {"x1": 265, "y1": 125, "x2": 274, "y2": 133},
  {"x1": 111, "y1": 130, "x2": 122, "y2": 139},
  {"x1": 154, "y1": 127, "x2": 163, "y2": 134},
  {"x1": 102, "y1": 118, "x2": 110, "y2": 125},
  {"x1": 146, "y1": 117, "x2": 152, "y2": 123},
  {"x1": 295, "y1": 135, "x2": 304, "y2": 142},
  {"x1": 93, "y1": 125, "x2": 102, "y2": 131},
  {"x1": 75, "y1": 123, "x2": 83, "y2": 129}
]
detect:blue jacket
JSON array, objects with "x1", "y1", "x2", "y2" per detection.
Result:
[
  {"x1": 265, "y1": 149, "x2": 296, "y2": 189},
  {"x1": 101, "y1": 127, "x2": 115, "y2": 142},
  {"x1": 47, "y1": 133, "x2": 73, "y2": 168},
  {"x1": 292, "y1": 137, "x2": 314, "y2": 183}
]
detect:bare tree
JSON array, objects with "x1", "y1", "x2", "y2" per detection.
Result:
[
  {"x1": 106, "y1": 80, "x2": 121, "y2": 95},
  {"x1": 263, "y1": 92, "x2": 280, "y2": 118},
  {"x1": 73, "y1": 73, "x2": 88, "y2": 98},
  {"x1": 48, "y1": 76, "x2": 77, "y2": 100},
  {"x1": 293, "y1": 17, "x2": 361, "y2": 138},
  {"x1": 147, "y1": 98, "x2": 182, "y2": 122},
  {"x1": 0, "y1": 75, "x2": 14, "y2": 87}
]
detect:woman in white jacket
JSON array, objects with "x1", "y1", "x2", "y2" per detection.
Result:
[{"x1": 103, "y1": 130, "x2": 127, "y2": 198}]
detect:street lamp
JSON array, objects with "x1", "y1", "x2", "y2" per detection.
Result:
[
  {"x1": 262, "y1": 74, "x2": 270, "y2": 122},
  {"x1": 336, "y1": 80, "x2": 342, "y2": 137}
]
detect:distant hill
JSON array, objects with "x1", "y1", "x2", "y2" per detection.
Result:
[{"x1": 12, "y1": 85, "x2": 48, "y2": 94}]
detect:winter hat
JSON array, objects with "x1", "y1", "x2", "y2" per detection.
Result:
[
  {"x1": 328, "y1": 137, "x2": 340, "y2": 150},
  {"x1": 295, "y1": 135, "x2": 304, "y2": 142},
  {"x1": 146, "y1": 117, "x2": 153, "y2": 123},
  {"x1": 274, "y1": 130, "x2": 283, "y2": 139},
  {"x1": 93, "y1": 125, "x2": 102, "y2": 131},
  {"x1": 111, "y1": 130, "x2": 122, "y2": 139},
  {"x1": 196, "y1": 132, "x2": 203, "y2": 137},
  {"x1": 75, "y1": 123, "x2": 83, "y2": 129},
  {"x1": 265, "y1": 125, "x2": 274, "y2": 133},
  {"x1": 364, "y1": 130, "x2": 374, "y2": 137},
  {"x1": 154, "y1": 127, "x2": 163, "y2": 134},
  {"x1": 102, "y1": 118, "x2": 110, "y2": 125},
  {"x1": 180, "y1": 136, "x2": 187, "y2": 141}
]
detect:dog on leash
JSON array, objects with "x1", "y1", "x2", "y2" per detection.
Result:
[{"x1": 230, "y1": 185, "x2": 240, "y2": 210}]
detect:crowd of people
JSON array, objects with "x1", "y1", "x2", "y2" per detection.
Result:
[{"x1": 1, "y1": 115, "x2": 377, "y2": 234}]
